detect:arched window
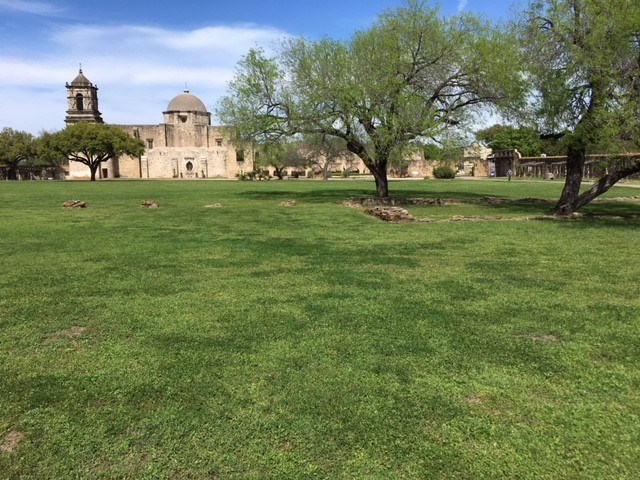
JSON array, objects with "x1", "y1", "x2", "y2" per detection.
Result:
[
  {"x1": 75, "y1": 93, "x2": 84, "y2": 111},
  {"x1": 185, "y1": 161, "x2": 194, "y2": 172}
]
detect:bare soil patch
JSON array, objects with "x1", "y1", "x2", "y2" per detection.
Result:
[
  {"x1": 1, "y1": 431, "x2": 25, "y2": 453},
  {"x1": 43, "y1": 325, "x2": 92, "y2": 350},
  {"x1": 530, "y1": 334, "x2": 560, "y2": 343}
]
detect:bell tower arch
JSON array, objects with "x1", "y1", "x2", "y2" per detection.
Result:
[{"x1": 65, "y1": 68, "x2": 103, "y2": 124}]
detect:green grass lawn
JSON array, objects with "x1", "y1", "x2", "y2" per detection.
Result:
[{"x1": 1, "y1": 178, "x2": 639, "y2": 479}]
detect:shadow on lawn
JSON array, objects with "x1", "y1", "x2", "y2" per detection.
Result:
[
  {"x1": 241, "y1": 184, "x2": 640, "y2": 224},
  {"x1": 242, "y1": 188, "x2": 522, "y2": 205}
]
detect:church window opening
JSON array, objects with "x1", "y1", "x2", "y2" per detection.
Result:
[
  {"x1": 179, "y1": 114, "x2": 188, "y2": 123},
  {"x1": 216, "y1": 138, "x2": 223, "y2": 147},
  {"x1": 185, "y1": 161, "x2": 194, "y2": 172},
  {"x1": 75, "y1": 93, "x2": 84, "y2": 111},
  {"x1": 236, "y1": 149, "x2": 245, "y2": 163},
  {"x1": 147, "y1": 139, "x2": 154, "y2": 149}
]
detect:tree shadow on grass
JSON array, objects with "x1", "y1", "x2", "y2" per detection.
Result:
[{"x1": 239, "y1": 186, "x2": 520, "y2": 204}]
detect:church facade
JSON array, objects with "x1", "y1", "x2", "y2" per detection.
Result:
[{"x1": 66, "y1": 70, "x2": 252, "y2": 180}]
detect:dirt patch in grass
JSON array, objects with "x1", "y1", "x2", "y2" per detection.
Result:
[
  {"x1": 1, "y1": 431, "x2": 25, "y2": 453},
  {"x1": 516, "y1": 333, "x2": 560, "y2": 343},
  {"x1": 43, "y1": 325, "x2": 93, "y2": 349},
  {"x1": 530, "y1": 334, "x2": 560, "y2": 343}
]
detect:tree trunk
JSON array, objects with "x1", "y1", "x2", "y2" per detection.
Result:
[
  {"x1": 571, "y1": 160, "x2": 640, "y2": 211},
  {"x1": 344, "y1": 138, "x2": 389, "y2": 197},
  {"x1": 554, "y1": 142, "x2": 586, "y2": 215},
  {"x1": 323, "y1": 163, "x2": 331, "y2": 180},
  {"x1": 89, "y1": 164, "x2": 98, "y2": 181},
  {"x1": 370, "y1": 164, "x2": 389, "y2": 198},
  {"x1": 7, "y1": 163, "x2": 18, "y2": 180}
]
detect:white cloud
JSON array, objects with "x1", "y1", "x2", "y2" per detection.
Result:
[
  {"x1": 50, "y1": 24, "x2": 287, "y2": 57},
  {"x1": 0, "y1": 22, "x2": 290, "y2": 133},
  {"x1": 457, "y1": 0, "x2": 468, "y2": 13},
  {"x1": 0, "y1": 0, "x2": 62, "y2": 15}
]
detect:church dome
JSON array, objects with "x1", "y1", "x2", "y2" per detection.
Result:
[{"x1": 166, "y1": 90, "x2": 208, "y2": 113}]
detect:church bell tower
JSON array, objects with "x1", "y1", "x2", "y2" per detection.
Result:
[{"x1": 65, "y1": 68, "x2": 103, "y2": 124}]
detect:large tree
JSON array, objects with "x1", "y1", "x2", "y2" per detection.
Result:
[
  {"x1": 217, "y1": 0, "x2": 523, "y2": 197},
  {"x1": 40, "y1": 123, "x2": 144, "y2": 181},
  {"x1": 476, "y1": 125, "x2": 542, "y2": 157},
  {"x1": 522, "y1": 0, "x2": 640, "y2": 214},
  {"x1": 0, "y1": 128, "x2": 37, "y2": 180}
]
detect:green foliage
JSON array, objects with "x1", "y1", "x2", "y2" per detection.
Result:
[
  {"x1": 236, "y1": 170, "x2": 270, "y2": 181},
  {"x1": 256, "y1": 141, "x2": 308, "y2": 179},
  {"x1": 476, "y1": 125, "x2": 541, "y2": 157},
  {"x1": 433, "y1": 165, "x2": 457, "y2": 179},
  {"x1": 40, "y1": 123, "x2": 145, "y2": 181},
  {"x1": 490, "y1": 127, "x2": 541, "y2": 157},
  {"x1": 475, "y1": 124, "x2": 511, "y2": 145},
  {"x1": 520, "y1": 0, "x2": 640, "y2": 211},
  {"x1": 302, "y1": 134, "x2": 350, "y2": 180},
  {"x1": 422, "y1": 143, "x2": 444, "y2": 161},
  {"x1": 0, "y1": 127, "x2": 37, "y2": 179},
  {"x1": 522, "y1": 0, "x2": 639, "y2": 140},
  {"x1": 217, "y1": 0, "x2": 524, "y2": 197},
  {"x1": 1, "y1": 180, "x2": 639, "y2": 478}
]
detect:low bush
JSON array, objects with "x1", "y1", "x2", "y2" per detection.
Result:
[{"x1": 433, "y1": 165, "x2": 456, "y2": 179}]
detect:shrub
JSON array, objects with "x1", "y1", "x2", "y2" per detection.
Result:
[
  {"x1": 433, "y1": 165, "x2": 456, "y2": 179},
  {"x1": 236, "y1": 170, "x2": 270, "y2": 181}
]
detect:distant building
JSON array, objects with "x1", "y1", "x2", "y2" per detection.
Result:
[
  {"x1": 462, "y1": 142, "x2": 493, "y2": 177},
  {"x1": 65, "y1": 69, "x2": 252, "y2": 180}
]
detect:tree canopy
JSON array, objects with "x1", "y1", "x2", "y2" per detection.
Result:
[
  {"x1": 300, "y1": 134, "x2": 350, "y2": 180},
  {"x1": 0, "y1": 128, "x2": 37, "y2": 180},
  {"x1": 475, "y1": 125, "x2": 542, "y2": 157},
  {"x1": 256, "y1": 141, "x2": 308, "y2": 179},
  {"x1": 40, "y1": 122, "x2": 144, "y2": 181},
  {"x1": 521, "y1": 0, "x2": 640, "y2": 213},
  {"x1": 217, "y1": 0, "x2": 524, "y2": 197}
]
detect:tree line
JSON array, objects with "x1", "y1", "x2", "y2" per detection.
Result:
[{"x1": 0, "y1": 123, "x2": 144, "y2": 181}]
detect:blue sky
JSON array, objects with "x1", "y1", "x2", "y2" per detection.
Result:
[{"x1": 0, "y1": 0, "x2": 521, "y2": 134}]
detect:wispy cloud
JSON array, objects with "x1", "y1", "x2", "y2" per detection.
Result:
[
  {"x1": 53, "y1": 24, "x2": 287, "y2": 56},
  {"x1": 457, "y1": 0, "x2": 468, "y2": 13},
  {"x1": 0, "y1": 0, "x2": 63, "y2": 15},
  {"x1": 0, "y1": 22, "x2": 291, "y2": 133}
]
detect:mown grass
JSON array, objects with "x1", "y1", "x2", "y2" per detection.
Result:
[{"x1": 1, "y1": 178, "x2": 639, "y2": 479}]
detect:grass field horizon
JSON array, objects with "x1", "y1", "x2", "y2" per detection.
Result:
[{"x1": 1, "y1": 178, "x2": 639, "y2": 478}]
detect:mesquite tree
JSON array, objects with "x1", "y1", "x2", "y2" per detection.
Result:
[
  {"x1": 217, "y1": 0, "x2": 523, "y2": 197},
  {"x1": 0, "y1": 128, "x2": 36, "y2": 180},
  {"x1": 40, "y1": 122, "x2": 144, "y2": 181},
  {"x1": 522, "y1": 0, "x2": 640, "y2": 214}
]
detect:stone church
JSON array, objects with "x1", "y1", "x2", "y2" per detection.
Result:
[{"x1": 66, "y1": 69, "x2": 252, "y2": 180}]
